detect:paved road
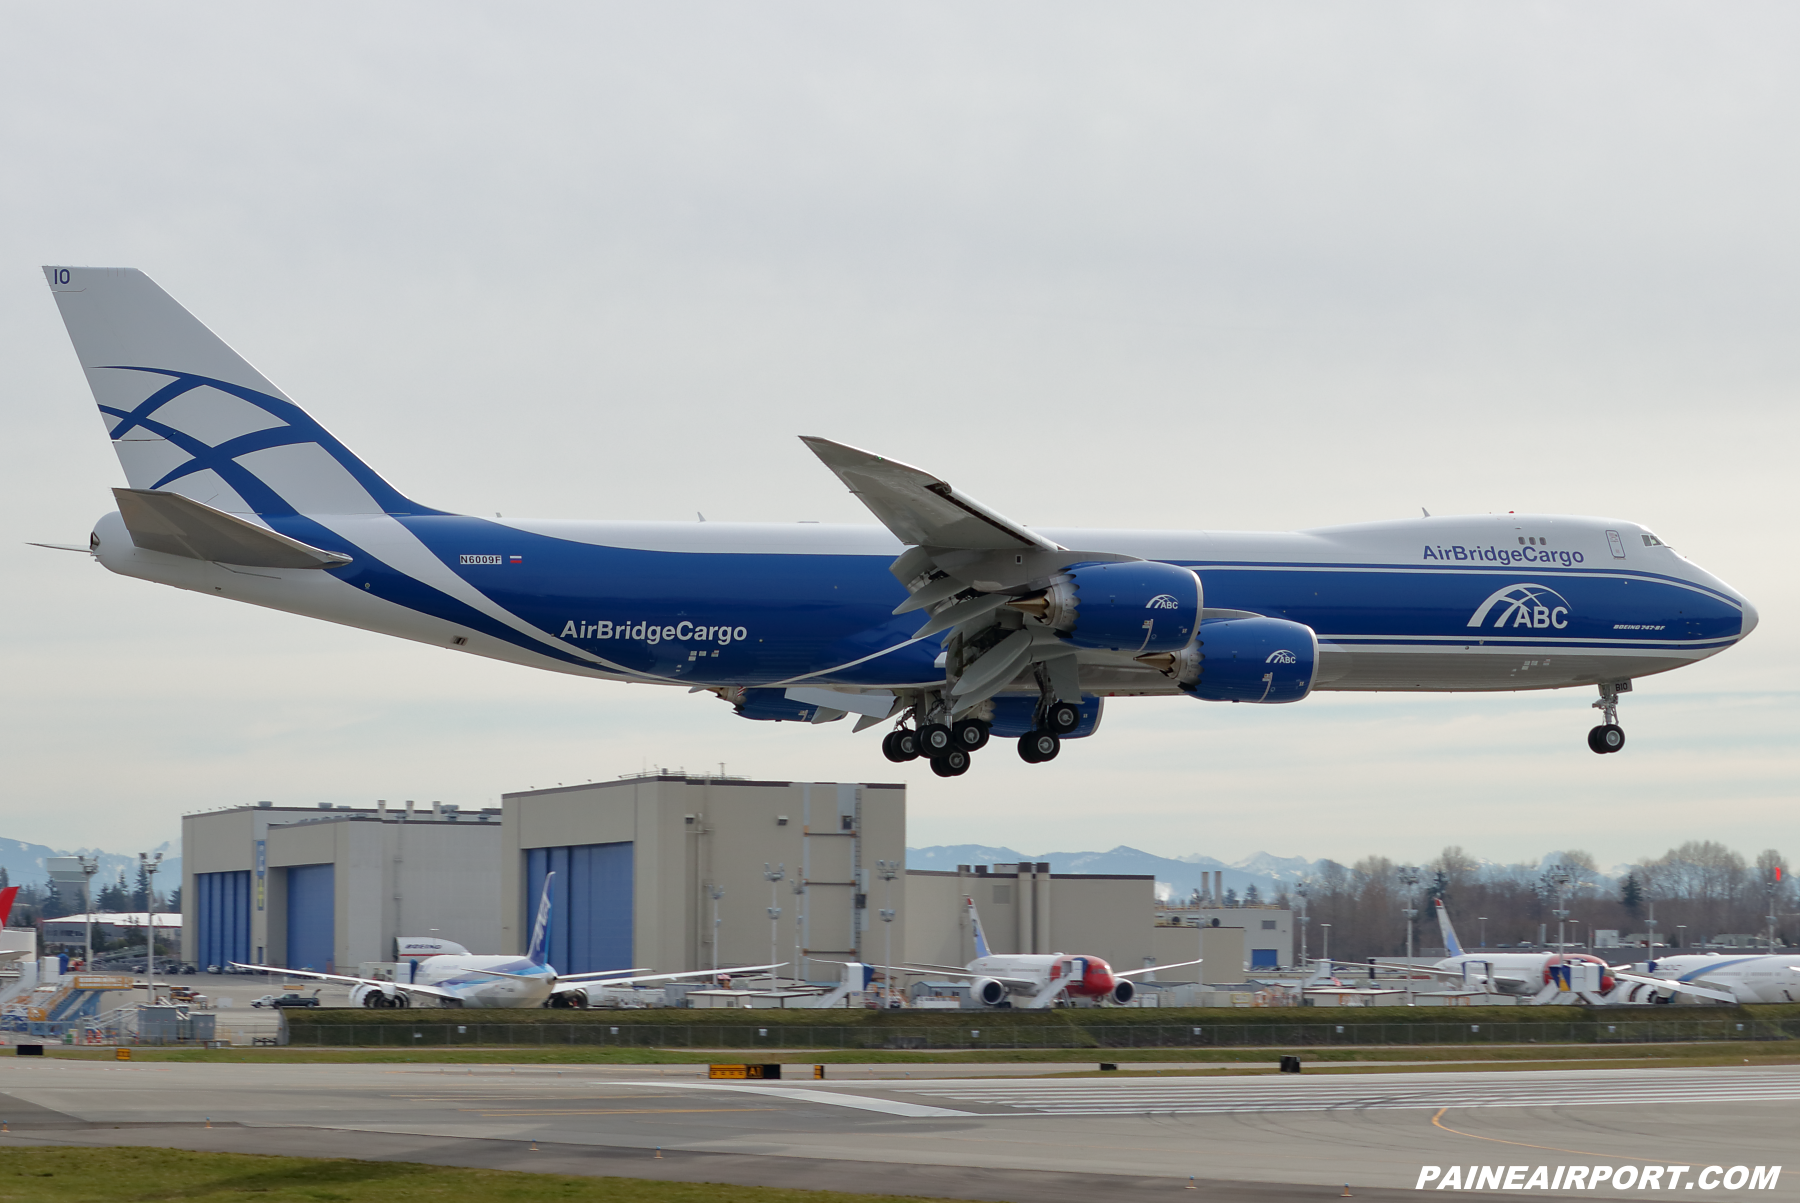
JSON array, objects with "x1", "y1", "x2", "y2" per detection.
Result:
[{"x1": 0, "y1": 1061, "x2": 1792, "y2": 1201}]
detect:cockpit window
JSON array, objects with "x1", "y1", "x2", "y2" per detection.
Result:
[{"x1": 1641, "y1": 533, "x2": 1665, "y2": 547}]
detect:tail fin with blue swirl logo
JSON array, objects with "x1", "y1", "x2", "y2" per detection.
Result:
[
  {"x1": 42, "y1": 266, "x2": 422, "y2": 519},
  {"x1": 964, "y1": 895, "x2": 991, "y2": 960},
  {"x1": 527, "y1": 872, "x2": 556, "y2": 967}
]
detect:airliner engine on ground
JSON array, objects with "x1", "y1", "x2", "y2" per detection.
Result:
[{"x1": 40, "y1": 268, "x2": 1759, "y2": 776}]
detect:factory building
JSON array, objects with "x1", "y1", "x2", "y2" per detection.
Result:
[
  {"x1": 498, "y1": 775, "x2": 905, "y2": 976},
  {"x1": 1156, "y1": 902, "x2": 1295, "y2": 970},
  {"x1": 181, "y1": 801, "x2": 502, "y2": 972}
]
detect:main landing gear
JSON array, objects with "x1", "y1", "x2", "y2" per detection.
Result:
[
  {"x1": 882, "y1": 715, "x2": 988, "y2": 777},
  {"x1": 1016, "y1": 700, "x2": 1081, "y2": 764},
  {"x1": 1587, "y1": 681, "x2": 1630, "y2": 754}
]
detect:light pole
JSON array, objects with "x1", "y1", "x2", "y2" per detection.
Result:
[
  {"x1": 708, "y1": 885, "x2": 725, "y2": 974},
  {"x1": 1320, "y1": 923, "x2": 1332, "y2": 965},
  {"x1": 79, "y1": 856, "x2": 98, "y2": 971},
  {"x1": 1767, "y1": 880, "x2": 1780, "y2": 954},
  {"x1": 139, "y1": 852, "x2": 163, "y2": 1001},
  {"x1": 875, "y1": 860, "x2": 900, "y2": 1004},
  {"x1": 1676, "y1": 924, "x2": 1686, "y2": 951},
  {"x1": 792, "y1": 878, "x2": 806, "y2": 984},
  {"x1": 1545, "y1": 864, "x2": 1575, "y2": 958},
  {"x1": 763, "y1": 863, "x2": 785, "y2": 982},
  {"x1": 1397, "y1": 866, "x2": 1421, "y2": 1005},
  {"x1": 1294, "y1": 879, "x2": 1310, "y2": 968},
  {"x1": 1478, "y1": 917, "x2": 1487, "y2": 950}
]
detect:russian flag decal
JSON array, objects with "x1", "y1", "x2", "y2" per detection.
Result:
[{"x1": 509, "y1": 555, "x2": 523, "y2": 564}]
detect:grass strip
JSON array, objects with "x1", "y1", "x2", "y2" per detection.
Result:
[{"x1": 0, "y1": 1146, "x2": 961, "y2": 1203}]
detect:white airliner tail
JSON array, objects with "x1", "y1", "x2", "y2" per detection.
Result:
[
  {"x1": 1435, "y1": 899, "x2": 1465, "y2": 958},
  {"x1": 964, "y1": 895, "x2": 992, "y2": 959},
  {"x1": 43, "y1": 266, "x2": 416, "y2": 518}
]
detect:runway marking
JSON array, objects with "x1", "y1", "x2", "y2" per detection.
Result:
[
  {"x1": 897, "y1": 1068, "x2": 1800, "y2": 1115},
  {"x1": 1429, "y1": 1107, "x2": 1696, "y2": 1166},
  {"x1": 463, "y1": 1107, "x2": 777, "y2": 1116},
  {"x1": 615, "y1": 1081, "x2": 973, "y2": 1118}
]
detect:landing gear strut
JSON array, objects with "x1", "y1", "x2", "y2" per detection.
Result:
[{"x1": 1587, "y1": 681, "x2": 1630, "y2": 754}]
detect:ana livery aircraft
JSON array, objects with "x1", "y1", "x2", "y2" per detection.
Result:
[
  {"x1": 883, "y1": 895, "x2": 1201, "y2": 1008},
  {"x1": 40, "y1": 268, "x2": 1758, "y2": 776},
  {"x1": 234, "y1": 874, "x2": 781, "y2": 1008}
]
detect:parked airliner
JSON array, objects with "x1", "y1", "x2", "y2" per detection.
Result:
[
  {"x1": 40, "y1": 268, "x2": 1758, "y2": 776},
  {"x1": 1366, "y1": 900, "x2": 1733, "y2": 1005},
  {"x1": 233, "y1": 874, "x2": 780, "y2": 1008},
  {"x1": 1626, "y1": 953, "x2": 1800, "y2": 1005},
  {"x1": 882, "y1": 895, "x2": 1200, "y2": 1008}
]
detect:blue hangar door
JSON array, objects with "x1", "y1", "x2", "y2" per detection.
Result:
[
  {"x1": 285, "y1": 864, "x2": 335, "y2": 971},
  {"x1": 195, "y1": 871, "x2": 251, "y2": 970},
  {"x1": 526, "y1": 843, "x2": 632, "y2": 975}
]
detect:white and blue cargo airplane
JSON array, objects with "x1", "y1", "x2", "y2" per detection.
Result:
[{"x1": 40, "y1": 267, "x2": 1758, "y2": 776}]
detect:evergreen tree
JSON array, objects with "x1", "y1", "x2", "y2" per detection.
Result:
[
  {"x1": 133, "y1": 863, "x2": 155, "y2": 912},
  {"x1": 166, "y1": 886, "x2": 181, "y2": 913},
  {"x1": 1224, "y1": 887, "x2": 1239, "y2": 907},
  {"x1": 1244, "y1": 884, "x2": 1261, "y2": 905},
  {"x1": 1619, "y1": 871, "x2": 1643, "y2": 916}
]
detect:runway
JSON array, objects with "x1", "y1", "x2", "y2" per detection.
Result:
[{"x1": 0, "y1": 1061, "x2": 1792, "y2": 1201}]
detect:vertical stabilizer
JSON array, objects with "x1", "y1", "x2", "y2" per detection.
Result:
[
  {"x1": 42, "y1": 266, "x2": 420, "y2": 518},
  {"x1": 964, "y1": 895, "x2": 991, "y2": 960},
  {"x1": 1435, "y1": 899, "x2": 1465, "y2": 958},
  {"x1": 0, "y1": 886, "x2": 18, "y2": 928},
  {"x1": 527, "y1": 872, "x2": 556, "y2": 967}
]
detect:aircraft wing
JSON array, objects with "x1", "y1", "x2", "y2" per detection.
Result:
[
  {"x1": 1611, "y1": 971, "x2": 1738, "y2": 1004},
  {"x1": 800, "y1": 438, "x2": 1060, "y2": 553},
  {"x1": 875, "y1": 964, "x2": 1042, "y2": 989},
  {"x1": 1115, "y1": 959, "x2": 1202, "y2": 979},
  {"x1": 228, "y1": 962, "x2": 464, "y2": 1001},
  {"x1": 560, "y1": 962, "x2": 786, "y2": 986}
]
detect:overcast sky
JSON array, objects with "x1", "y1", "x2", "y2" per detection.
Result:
[{"x1": 2, "y1": 3, "x2": 1795, "y2": 869}]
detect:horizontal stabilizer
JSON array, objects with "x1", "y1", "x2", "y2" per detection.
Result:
[{"x1": 114, "y1": 488, "x2": 350, "y2": 569}]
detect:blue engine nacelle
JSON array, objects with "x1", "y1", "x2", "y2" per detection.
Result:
[
  {"x1": 1019, "y1": 560, "x2": 1201, "y2": 654},
  {"x1": 1183, "y1": 616, "x2": 1318, "y2": 704}
]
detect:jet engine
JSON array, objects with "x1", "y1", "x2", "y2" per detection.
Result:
[
  {"x1": 1009, "y1": 561, "x2": 1201, "y2": 654},
  {"x1": 548, "y1": 989, "x2": 589, "y2": 1009},
  {"x1": 1174, "y1": 616, "x2": 1319, "y2": 704},
  {"x1": 351, "y1": 983, "x2": 408, "y2": 1008},
  {"x1": 971, "y1": 977, "x2": 1009, "y2": 1007},
  {"x1": 1110, "y1": 978, "x2": 1136, "y2": 1005}
]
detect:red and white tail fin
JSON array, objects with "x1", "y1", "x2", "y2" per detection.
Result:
[{"x1": 0, "y1": 886, "x2": 17, "y2": 927}]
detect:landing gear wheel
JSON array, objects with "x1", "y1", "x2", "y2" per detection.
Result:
[
  {"x1": 1587, "y1": 724, "x2": 1625, "y2": 754},
  {"x1": 918, "y1": 723, "x2": 953, "y2": 757},
  {"x1": 952, "y1": 719, "x2": 991, "y2": 752},
  {"x1": 882, "y1": 730, "x2": 921, "y2": 763},
  {"x1": 1018, "y1": 730, "x2": 1061, "y2": 763},
  {"x1": 1046, "y1": 702, "x2": 1082, "y2": 735},
  {"x1": 930, "y1": 749, "x2": 971, "y2": 777}
]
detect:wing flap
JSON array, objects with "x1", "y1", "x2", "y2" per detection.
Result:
[{"x1": 115, "y1": 488, "x2": 350, "y2": 569}]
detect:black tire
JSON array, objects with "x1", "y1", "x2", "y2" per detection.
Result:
[
  {"x1": 1018, "y1": 730, "x2": 1060, "y2": 763},
  {"x1": 919, "y1": 723, "x2": 953, "y2": 756},
  {"x1": 930, "y1": 749, "x2": 971, "y2": 777},
  {"x1": 1587, "y1": 726, "x2": 1609, "y2": 754},
  {"x1": 953, "y1": 719, "x2": 991, "y2": 751},
  {"x1": 1598, "y1": 723, "x2": 1625, "y2": 753},
  {"x1": 1047, "y1": 701, "x2": 1082, "y2": 734},
  {"x1": 882, "y1": 731, "x2": 914, "y2": 763}
]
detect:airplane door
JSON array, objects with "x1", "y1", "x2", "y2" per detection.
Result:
[{"x1": 1606, "y1": 530, "x2": 1627, "y2": 559}]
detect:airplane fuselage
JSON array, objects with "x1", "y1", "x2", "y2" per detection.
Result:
[
  {"x1": 1642, "y1": 954, "x2": 1800, "y2": 1005},
  {"x1": 90, "y1": 509, "x2": 1754, "y2": 700}
]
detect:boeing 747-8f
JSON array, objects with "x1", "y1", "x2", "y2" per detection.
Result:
[{"x1": 40, "y1": 268, "x2": 1759, "y2": 777}]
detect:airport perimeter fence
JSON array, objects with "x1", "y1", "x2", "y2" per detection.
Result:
[{"x1": 285, "y1": 1016, "x2": 1800, "y2": 1050}]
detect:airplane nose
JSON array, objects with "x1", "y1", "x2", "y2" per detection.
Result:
[{"x1": 1739, "y1": 598, "x2": 1760, "y2": 640}]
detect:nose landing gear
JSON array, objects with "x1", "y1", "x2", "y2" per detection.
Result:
[{"x1": 1587, "y1": 681, "x2": 1631, "y2": 754}]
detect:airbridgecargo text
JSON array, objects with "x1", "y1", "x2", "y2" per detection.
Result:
[
  {"x1": 1415, "y1": 1165, "x2": 1778, "y2": 1191},
  {"x1": 560, "y1": 619, "x2": 748, "y2": 646},
  {"x1": 1424, "y1": 545, "x2": 1585, "y2": 566}
]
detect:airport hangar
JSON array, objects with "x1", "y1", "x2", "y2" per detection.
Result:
[{"x1": 180, "y1": 774, "x2": 1290, "y2": 986}]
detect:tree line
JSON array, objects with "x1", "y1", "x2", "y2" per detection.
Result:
[
  {"x1": 1284, "y1": 841, "x2": 1790, "y2": 963},
  {"x1": 1, "y1": 864, "x2": 178, "y2": 927}
]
